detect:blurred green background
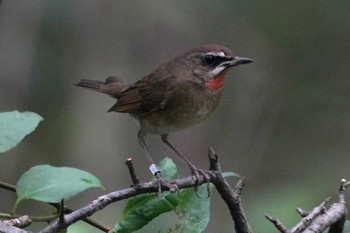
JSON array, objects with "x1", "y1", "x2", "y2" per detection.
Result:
[{"x1": 1, "y1": 1, "x2": 350, "y2": 232}]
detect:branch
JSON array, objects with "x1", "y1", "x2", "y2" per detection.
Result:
[
  {"x1": 39, "y1": 174, "x2": 208, "y2": 232},
  {"x1": 268, "y1": 179, "x2": 349, "y2": 233},
  {"x1": 1, "y1": 215, "x2": 31, "y2": 228},
  {"x1": 39, "y1": 149, "x2": 252, "y2": 233},
  {"x1": 288, "y1": 198, "x2": 330, "y2": 233},
  {"x1": 0, "y1": 181, "x2": 110, "y2": 232},
  {"x1": 0, "y1": 215, "x2": 31, "y2": 233},
  {"x1": 208, "y1": 148, "x2": 253, "y2": 233}
]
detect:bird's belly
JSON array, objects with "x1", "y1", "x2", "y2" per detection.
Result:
[{"x1": 139, "y1": 91, "x2": 222, "y2": 135}]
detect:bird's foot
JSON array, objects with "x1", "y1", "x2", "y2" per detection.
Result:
[
  {"x1": 149, "y1": 163, "x2": 179, "y2": 195},
  {"x1": 154, "y1": 172, "x2": 179, "y2": 196},
  {"x1": 188, "y1": 165, "x2": 213, "y2": 198}
]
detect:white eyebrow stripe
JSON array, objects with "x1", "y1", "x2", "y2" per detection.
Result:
[{"x1": 205, "y1": 51, "x2": 226, "y2": 57}]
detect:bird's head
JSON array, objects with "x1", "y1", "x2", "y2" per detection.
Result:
[{"x1": 181, "y1": 44, "x2": 253, "y2": 91}]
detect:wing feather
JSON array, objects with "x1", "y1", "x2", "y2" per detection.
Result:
[{"x1": 108, "y1": 73, "x2": 177, "y2": 115}]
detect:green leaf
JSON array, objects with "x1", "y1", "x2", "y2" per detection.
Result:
[
  {"x1": 0, "y1": 111, "x2": 43, "y2": 153},
  {"x1": 111, "y1": 158, "x2": 178, "y2": 233},
  {"x1": 155, "y1": 157, "x2": 178, "y2": 180},
  {"x1": 171, "y1": 183, "x2": 213, "y2": 233},
  {"x1": 14, "y1": 165, "x2": 103, "y2": 209},
  {"x1": 113, "y1": 193, "x2": 178, "y2": 233},
  {"x1": 168, "y1": 171, "x2": 237, "y2": 233}
]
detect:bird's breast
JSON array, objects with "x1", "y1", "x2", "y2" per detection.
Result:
[{"x1": 139, "y1": 84, "x2": 223, "y2": 135}]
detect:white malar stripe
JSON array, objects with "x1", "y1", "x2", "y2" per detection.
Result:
[
  {"x1": 210, "y1": 66, "x2": 226, "y2": 76},
  {"x1": 206, "y1": 51, "x2": 226, "y2": 57}
]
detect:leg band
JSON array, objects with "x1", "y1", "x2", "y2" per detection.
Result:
[{"x1": 149, "y1": 164, "x2": 160, "y2": 175}]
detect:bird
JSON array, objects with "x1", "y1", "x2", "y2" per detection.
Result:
[{"x1": 75, "y1": 44, "x2": 253, "y2": 190}]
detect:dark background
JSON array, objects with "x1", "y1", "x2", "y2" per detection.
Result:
[{"x1": 1, "y1": 1, "x2": 350, "y2": 232}]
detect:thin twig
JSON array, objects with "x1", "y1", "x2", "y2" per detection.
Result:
[
  {"x1": 125, "y1": 157, "x2": 141, "y2": 186},
  {"x1": 265, "y1": 215, "x2": 287, "y2": 233},
  {"x1": 59, "y1": 200, "x2": 65, "y2": 224},
  {"x1": 296, "y1": 208, "x2": 309, "y2": 217},
  {"x1": 0, "y1": 181, "x2": 17, "y2": 192}
]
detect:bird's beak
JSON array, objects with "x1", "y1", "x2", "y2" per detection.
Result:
[{"x1": 226, "y1": 56, "x2": 254, "y2": 67}]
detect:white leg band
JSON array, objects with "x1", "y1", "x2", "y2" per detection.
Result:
[{"x1": 149, "y1": 164, "x2": 160, "y2": 175}]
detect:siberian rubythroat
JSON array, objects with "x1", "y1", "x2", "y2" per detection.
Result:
[{"x1": 75, "y1": 44, "x2": 253, "y2": 187}]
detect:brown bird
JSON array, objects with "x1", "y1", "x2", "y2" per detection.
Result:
[{"x1": 75, "y1": 44, "x2": 253, "y2": 189}]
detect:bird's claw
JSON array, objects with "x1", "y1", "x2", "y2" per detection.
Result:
[
  {"x1": 189, "y1": 166, "x2": 212, "y2": 198},
  {"x1": 155, "y1": 172, "x2": 179, "y2": 196}
]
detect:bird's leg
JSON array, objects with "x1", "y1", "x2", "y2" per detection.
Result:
[
  {"x1": 161, "y1": 134, "x2": 211, "y2": 197},
  {"x1": 138, "y1": 132, "x2": 178, "y2": 194}
]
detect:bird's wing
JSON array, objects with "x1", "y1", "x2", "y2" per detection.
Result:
[{"x1": 108, "y1": 74, "x2": 177, "y2": 115}]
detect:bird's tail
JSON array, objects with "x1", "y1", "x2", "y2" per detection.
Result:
[{"x1": 74, "y1": 76, "x2": 128, "y2": 99}]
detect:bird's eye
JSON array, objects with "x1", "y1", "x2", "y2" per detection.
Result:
[{"x1": 203, "y1": 55, "x2": 216, "y2": 66}]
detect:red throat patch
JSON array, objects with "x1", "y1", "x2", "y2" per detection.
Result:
[{"x1": 206, "y1": 70, "x2": 228, "y2": 92}]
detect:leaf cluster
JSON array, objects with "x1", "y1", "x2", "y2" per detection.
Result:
[{"x1": 0, "y1": 111, "x2": 214, "y2": 233}]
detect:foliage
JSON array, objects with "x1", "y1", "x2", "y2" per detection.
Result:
[
  {"x1": 0, "y1": 111, "x2": 103, "y2": 224},
  {"x1": 0, "y1": 111, "x2": 43, "y2": 153},
  {"x1": 14, "y1": 165, "x2": 103, "y2": 212}
]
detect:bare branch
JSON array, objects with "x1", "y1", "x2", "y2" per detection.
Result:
[
  {"x1": 289, "y1": 198, "x2": 330, "y2": 233},
  {"x1": 208, "y1": 148, "x2": 253, "y2": 233},
  {"x1": 0, "y1": 215, "x2": 32, "y2": 233},
  {"x1": 268, "y1": 179, "x2": 350, "y2": 233},
  {"x1": 1, "y1": 215, "x2": 31, "y2": 228}
]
